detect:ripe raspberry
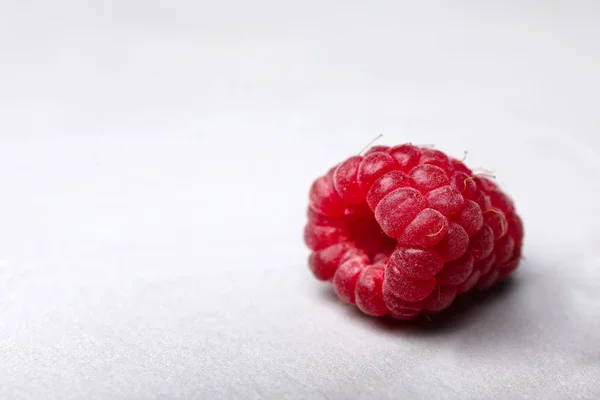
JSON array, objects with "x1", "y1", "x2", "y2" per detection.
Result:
[{"x1": 304, "y1": 142, "x2": 524, "y2": 319}]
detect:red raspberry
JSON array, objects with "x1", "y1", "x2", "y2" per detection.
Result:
[
  {"x1": 304, "y1": 143, "x2": 524, "y2": 319},
  {"x1": 355, "y1": 263, "x2": 388, "y2": 316}
]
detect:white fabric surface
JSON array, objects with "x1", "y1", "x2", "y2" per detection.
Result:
[{"x1": 1, "y1": 1, "x2": 599, "y2": 399}]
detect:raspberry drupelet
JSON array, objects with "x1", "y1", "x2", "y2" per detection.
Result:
[{"x1": 304, "y1": 143, "x2": 524, "y2": 319}]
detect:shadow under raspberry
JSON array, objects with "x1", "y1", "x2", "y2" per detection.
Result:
[
  {"x1": 317, "y1": 276, "x2": 518, "y2": 333},
  {"x1": 391, "y1": 277, "x2": 518, "y2": 333}
]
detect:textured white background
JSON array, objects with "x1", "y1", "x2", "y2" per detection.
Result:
[{"x1": 1, "y1": 1, "x2": 599, "y2": 399}]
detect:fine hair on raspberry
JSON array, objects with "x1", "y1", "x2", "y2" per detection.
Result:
[{"x1": 304, "y1": 142, "x2": 524, "y2": 319}]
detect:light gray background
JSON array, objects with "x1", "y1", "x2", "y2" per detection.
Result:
[{"x1": 1, "y1": 1, "x2": 599, "y2": 399}]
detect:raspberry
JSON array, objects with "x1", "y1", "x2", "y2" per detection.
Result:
[
  {"x1": 366, "y1": 170, "x2": 411, "y2": 211},
  {"x1": 436, "y1": 253, "x2": 474, "y2": 285},
  {"x1": 409, "y1": 164, "x2": 449, "y2": 193},
  {"x1": 375, "y1": 187, "x2": 426, "y2": 238},
  {"x1": 333, "y1": 257, "x2": 367, "y2": 303},
  {"x1": 423, "y1": 285, "x2": 457, "y2": 313},
  {"x1": 333, "y1": 156, "x2": 364, "y2": 204},
  {"x1": 397, "y1": 208, "x2": 449, "y2": 248},
  {"x1": 358, "y1": 152, "x2": 398, "y2": 196},
  {"x1": 383, "y1": 268, "x2": 437, "y2": 302},
  {"x1": 456, "y1": 269, "x2": 481, "y2": 294},
  {"x1": 388, "y1": 248, "x2": 444, "y2": 280},
  {"x1": 308, "y1": 242, "x2": 352, "y2": 281},
  {"x1": 304, "y1": 143, "x2": 524, "y2": 320},
  {"x1": 355, "y1": 263, "x2": 388, "y2": 316},
  {"x1": 435, "y1": 222, "x2": 469, "y2": 261}
]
